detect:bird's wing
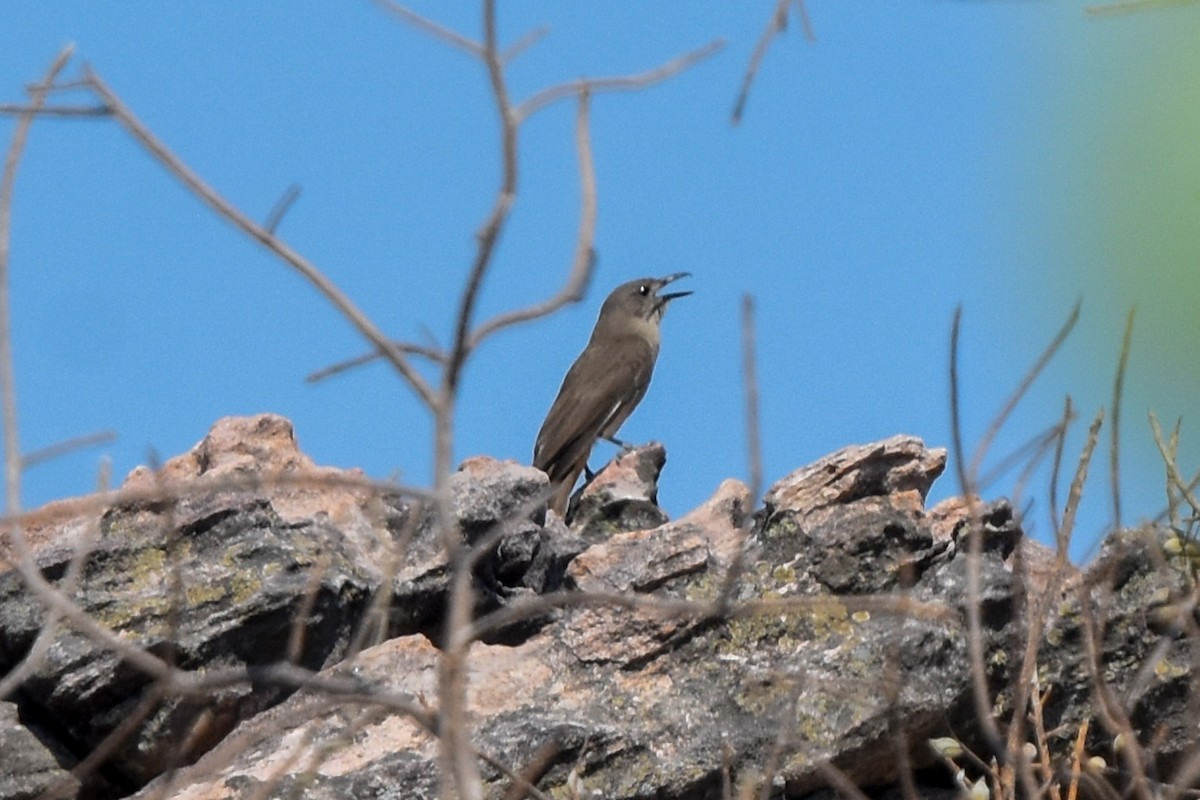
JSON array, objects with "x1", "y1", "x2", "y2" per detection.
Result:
[{"x1": 533, "y1": 336, "x2": 656, "y2": 484}]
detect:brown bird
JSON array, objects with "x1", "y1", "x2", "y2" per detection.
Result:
[{"x1": 533, "y1": 273, "x2": 692, "y2": 516}]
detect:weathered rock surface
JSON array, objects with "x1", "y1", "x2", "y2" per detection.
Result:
[
  {"x1": 0, "y1": 415, "x2": 562, "y2": 797},
  {"x1": 0, "y1": 417, "x2": 1195, "y2": 800}
]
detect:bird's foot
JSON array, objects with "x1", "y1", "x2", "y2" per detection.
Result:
[{"x1": 604, "y1": 435, "x2": 634, "y2": 453}]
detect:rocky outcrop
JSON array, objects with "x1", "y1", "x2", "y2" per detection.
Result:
[{"x1": 0, "y1": 415, "x2": 1193, "y2": 800}]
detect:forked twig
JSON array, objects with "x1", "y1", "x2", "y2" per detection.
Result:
[
  {"x1": 515, "y1": 39, "x2": 725, "y2": 123},
  {"x1": 732, "y1": 0, "x2": 816, "y2": 124},
  {"x1": 80, "y1": 68, "x2": 439, "y2": 410},
  {"x1": 467, "y1": 87, "x2": 596, "y2": 349}
]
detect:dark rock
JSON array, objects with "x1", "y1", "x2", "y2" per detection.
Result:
[
  {"x1": 0, "y1": 700, "x2": 80, "y2": 800},
  {"x1": 568, "y1": 443, "x2": 670, "y2": 540}
]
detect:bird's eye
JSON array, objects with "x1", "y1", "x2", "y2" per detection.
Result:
[{"x1": 638, "y1": 284, "x2": 649, "y2": 296}]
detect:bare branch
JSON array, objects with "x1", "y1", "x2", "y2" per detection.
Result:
[
  {"x1": 79, "y1": 67, "x2": 439, "y2": 410},
  {"x1": 733, "y1": 0, "x2": 791, "y2": 125},
  {"x1": 443, "y1": 0, "x2": 517, "y2": 400},
  {"x1": 372, "y1": 0, "x2": 484, "y2": 57},
  {"x1": 21, "y1": 429, "x2": 117, "y2": 469},
  {"x1": 515, "y1": 39, "x2": 726, "y2": 124},
  {"x1": 467, "y1": 88, "x2": 595, "y2": 349},
  {"x1": 1, "y1": 46, "x2": 75, "y2": 514},
  {"x1": 732, "y1": 0, "x2": 816, "y2": 125},
  {"x1": 0, "y1": 103, "x2": 108, "y2": 117}
]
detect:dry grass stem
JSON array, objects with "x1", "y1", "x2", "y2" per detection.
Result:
[
  {"x1": 968, "y1": 300, "x2": 1081, "y2": 481},
  {"x1": 741, "y1": 293, "x2": 763, "y2": 507},
  {"x1": 1110, "y1": 308, "x2": 1135, "y2": 529}
]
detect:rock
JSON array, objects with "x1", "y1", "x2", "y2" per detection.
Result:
[
  {"x1": 0, "y1": 417, "x2": 562, "y2": 798},
  {"x1": 0, "y1": 700, "x2": 81, "y2": 800},
  {"x1": 125, "y1": 437, "x2": 991, "y2": 799},
  {"x1": 0, "y1": 416, "x2": 391, "y2": 792},
  {"x1": 6, "y1": 421, "x2": 1192, "y2": 800},
  {"x1": 764, "y1": 435, "x2": 947, "y2": 524},
  {"x1": 568, "y1": 443, "x2": 669, "y2": 539},
  {"x1": 1034, "y1": 527, "x2": 1199, "y2": 778}
]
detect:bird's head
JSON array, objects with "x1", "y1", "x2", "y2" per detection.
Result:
[{"x1": 600, "y1": 272, "x2": 693, "y2": 327}]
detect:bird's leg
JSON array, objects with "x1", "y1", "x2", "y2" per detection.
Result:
[
  {"x1": 603, "y1": 435, "x2": 634, "y2": 452},
  {"x1": 584, "y1": 462, "x2": 596, "y2": 481}
]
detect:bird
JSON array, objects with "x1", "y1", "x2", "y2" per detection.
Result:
[{"x1": 533, "y1": 273, "x2": 692, "y2": 517}]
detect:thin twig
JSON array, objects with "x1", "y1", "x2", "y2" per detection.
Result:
[
  {"x1": 1048, "y1": 397, "x2": 1073, "y2": 540},
  {"x1": 264, "y1": 184, "x2": 301, "y2": 235},
  {"x1": 432, "y1": 2, "x2": 511, "y2": 793},
  {"x1": 0, "y1": 45, "x2": 73, "y2": 514},
  {"x1": 975, "y1": 417, "x2": 1069, "y2": 495},
  {"x1": 969, "y1": 300, "x2": 1081, "y2": 480},
  {"x1": 793, "y1": 0, "x2": 817, "y2": 41},
  {"x1": 515, "y1": 39, "x2": 725, "y2": 123},
  {"x1": 1110, "y1": 307, "x2": 1135, "y2": 530},
  {"x1": 372, "y1": 0, "x2": 484, "y2": 56},
  {"x1": 305, "y1": 340, "x2": 445, "y2": 384},
  {"x1": 1150, "y1": 413, "x2": 1200, "y2": 515},
  {"x1": 21, "y1": 429, "x2": 117, "y2": 469},
  {"x1": 1004, "y1": 409, "x2": 1102, "y2": 798},
  {"x1": 0, "y1": 47, "x2": 173, "y2": 703},
  {"x1": 947, "y1": 306, "x2": 1006, "y2": 757},
  {"x1": 501, "y1": 25, "x2": 550, "y2": 65},
  {"x1": 467, "y1": 88, "x2": 595, "y2": 349},
  {"x1": 0, "y1": 103, "x2": 109, "y2": 117},
  {"x1": 444, "y1": 0, "x2": 517, "y2": 398},
  {"x1": 80, "y1": 68, "x2": 439, "y2": 410},
  {"x1": 733, "y1": 0, "x2": 791, "y2": 125},
  {"x1": 1085, "y1": 0, "x2": 1199, "y2": 15},
  {"x1": 815, "y1": 762, "x2": 872, "y2": 800},
  {"x1": 741, "y1": 294, "x2": 763, "y2": 506}
]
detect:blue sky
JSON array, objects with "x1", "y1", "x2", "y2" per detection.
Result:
[{"x1": 3, "y1": 2, "x2": 1198, "y2": 561}]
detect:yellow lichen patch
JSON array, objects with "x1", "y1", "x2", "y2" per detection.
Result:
[
  {"x1": 185, "y1": 581, "x2": 229, "y2": 606},
  {"x1": 806, "y1": 597, "x2": 852, "y2": 639},
  {"x1": 1154, "y1": 658, "x2": 1188, "y2": 680}
]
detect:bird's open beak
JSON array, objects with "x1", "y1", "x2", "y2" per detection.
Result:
[{"x1": 655, "y1": 272, "x2": 693, "y2": 305}]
